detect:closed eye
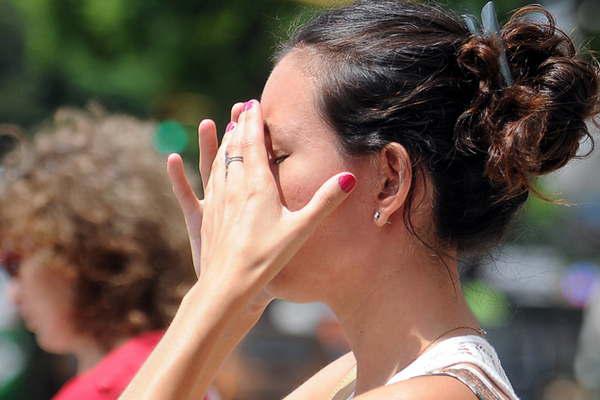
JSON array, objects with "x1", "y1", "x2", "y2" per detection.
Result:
[{"x1": 272, "y1": 155, "x2": 289, "y2": 165}]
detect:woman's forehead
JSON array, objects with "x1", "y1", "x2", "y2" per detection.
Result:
[{"x1": 261, "y1": 52, "x2": 323, "y2": 143}]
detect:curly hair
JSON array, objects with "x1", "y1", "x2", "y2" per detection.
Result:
[
  {"x1": 275, "y1": 1, "x2": 599, "y2": 255},
  {"x1": 0, "y1": 106, "x2": 194, "y2": 350}
]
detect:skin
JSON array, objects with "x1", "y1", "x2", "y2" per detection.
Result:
[
  {"x1": 122, "y1": 49, "x2": 482, "y2": 399},
  {"x1": 6, "y1": 249, "x2": 106, "y2": 373}
]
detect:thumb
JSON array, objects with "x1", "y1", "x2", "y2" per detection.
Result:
[{"x1": 295, "y1": 172, "x2": 357, "y2": 234}]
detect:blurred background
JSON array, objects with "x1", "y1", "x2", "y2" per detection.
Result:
[{"x1": 1, "y1": 0, "x2": 600, "y2": 399}]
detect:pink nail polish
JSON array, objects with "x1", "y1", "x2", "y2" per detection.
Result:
[
  {"x1": 226, "y1": 122, "x2": 236, "y2": 132},
  {"x1": 243, "y1": 100, "x2": 255, "y2": 111},
  {"x1": 338, "y1": 174, "x2": 356, "y2": 193}
]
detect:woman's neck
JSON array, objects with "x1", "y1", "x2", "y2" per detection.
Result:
[{"x1": 327, "y1": 248, "x2": 480, "y2": 396}]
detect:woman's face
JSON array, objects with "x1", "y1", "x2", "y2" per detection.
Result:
[
  {"x1": 6, "y1": 250, "x2": 82, "y2": 354},
  {"x1": 260, "y1": 50, "x2": 382, "y2": 302}
]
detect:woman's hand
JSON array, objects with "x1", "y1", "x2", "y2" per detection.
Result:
[
  {"x1": 166, "y1": 102, "x2": 245, "y2": 274},
  {"x1": 121, "y1": 99, "x2": 356, "y2": 400},
  {"x1": 169, "y1": 99, "x2": 357, "y2": 310}
]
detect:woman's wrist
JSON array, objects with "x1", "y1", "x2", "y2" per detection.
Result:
[
  {"x1": 122, "y1": 279, "x2": 265, "y2": 400},
  {"x1": 182, "y1": 277, "x2": 271, "y2": 327}
]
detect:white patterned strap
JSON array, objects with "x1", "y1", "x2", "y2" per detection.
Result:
[
  {"x1": 427, "y1": 362, "x2": 514, "y2": 400},
  {"x1": 330, "y1": 363, "x2": 511, "y2": 400}
]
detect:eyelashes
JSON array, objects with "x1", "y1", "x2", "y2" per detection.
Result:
[{"x1": 272, "y1": 155, "x2": 289, "y2": 165}]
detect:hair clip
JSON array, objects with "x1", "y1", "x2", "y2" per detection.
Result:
[{"x1": 462, "y1": 1, "x2": 514, "y2": 87}]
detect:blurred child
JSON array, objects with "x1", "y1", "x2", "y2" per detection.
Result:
[{"x1": 0, "y1": 107, "x2": 198, "y2": 399}]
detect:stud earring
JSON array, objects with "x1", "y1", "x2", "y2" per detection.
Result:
[
  {"x1": 374, "y1": 210, "x2": 392, "y2": 225},
  {"x1": 374, "y1": 210, "x2": 382, "y2": 222}
]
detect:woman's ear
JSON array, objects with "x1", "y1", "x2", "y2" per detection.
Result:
[{"x1": 374, "y1": 143, "x2": 412, "y2": 227}]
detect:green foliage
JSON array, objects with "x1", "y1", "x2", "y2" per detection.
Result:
[
  {"x1": 1, "y1": 0, "x2": 312, "y2": 130},
  {"x1": 0, "y1": 0, "x2": 573, "y2": 129},
  {"x1": 0, "y1": 0, "x2": 538, "y2": 130},
  {"x1": 0, "y1": 0, "x2": 595, "y2": 188},
  {"x1": 464, "y1": 280, "x2": 511, "y2": 327}
]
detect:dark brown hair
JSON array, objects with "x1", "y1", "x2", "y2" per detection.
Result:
[
  {"x1": 0, "y1": 107, "x2": 194, "y2": 350},
  {"x1": 275, "y1": 0, "x2": 600, "y2": 254}
]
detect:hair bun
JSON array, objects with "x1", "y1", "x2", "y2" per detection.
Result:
[{"x1": 455, "y1": 5, "x2": 600, "y2": 201}]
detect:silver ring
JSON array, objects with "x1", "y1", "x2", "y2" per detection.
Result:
[
  {"x1": 225, "y1": 156, "x2": 244, "y2": 180},
  {"x1": 225, "y1": 156, "x2": 244, "y2": 168}
]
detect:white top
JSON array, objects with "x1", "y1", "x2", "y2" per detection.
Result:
[{"x1": 346, "y1": 335, "x2": 519, "y2": 400}]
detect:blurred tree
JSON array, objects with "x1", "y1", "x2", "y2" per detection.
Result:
[
  {"x1": 0, "y1": 0, "x2": 596, "y2": 229},
  {"x1": 0, "y1": 0, "x2": 317, "y2": 131},
  {"x1": 0, "y1": 0, "x2": 537, "y2": 130}
]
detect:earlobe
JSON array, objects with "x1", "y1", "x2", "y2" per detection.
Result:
[{"x1": 373, "y1": 209, "x2": 392, "y2": 227}]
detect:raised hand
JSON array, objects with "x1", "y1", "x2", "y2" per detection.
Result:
[
  {"x1": 123, "y1": 100, "x2": 357, "y2": 400},
  {"x1": 168, "y1": 99, "x2": 356, "y2": 309},
  {"x1": 167, "y1": 102, "x2": 245, "y2": 276},
  {"x1": 192, "y1": 99, "x2": 357, "y2": 306}
]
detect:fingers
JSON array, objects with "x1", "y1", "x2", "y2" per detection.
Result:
[
  {"x1": 229, "y1": 100, "x2": 271, "y2": 181},
  {"x1": 167, "y1": 153, "x2": 204, "y2": 277},
  {"x1": 203, "y1": 99, "x2": 270, "y2": 207},
  {"x1": 231, "y1": 102, "x2": 245, "y2": 123},
  {"x1": 198, "y1": 101, "x2": 245, "y2": 191},
  {"x1": 295, "y1": 173, "x2": 357, "y2": 234},
  {"x1": 198, "y1": 120, "x2": 218, "y2": 191},
  {"x1": 208, "y1": 120, "x2": 237, "y2": 206},
  {"x1": 167, "y1": 153, "x2": 202, "y2": 216},
  {"x1": 223, "y1": 102, "x2": 246, "y2": 185},
  {"x1": 224, "y1": 122, "x2": 245, "y2": 187}
]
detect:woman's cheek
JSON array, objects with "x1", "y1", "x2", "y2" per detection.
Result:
[{"x1": 277, "y1": 159, "x2": 321, "y2": 212}]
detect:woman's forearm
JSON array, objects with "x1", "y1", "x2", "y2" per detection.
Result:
[{"x1": 120, "y1": 280, "x2": 264, "y2": 400}]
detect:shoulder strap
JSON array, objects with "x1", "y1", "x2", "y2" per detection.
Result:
[{"x1": 428, "y1": 364, "x2": 513, "y2": 400}]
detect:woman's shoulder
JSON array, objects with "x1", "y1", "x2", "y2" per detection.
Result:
[
  {"x1": 384, "y1": 334, "x2": 518, "y2": 400},
  {"x1": 356, "y1": 335, "x2": 518, "y2": 400},
  {"x1": 282, "y1": 354, "x2": 478, "y2": 400},
  {"x1": 352, "y1": 374, "x2": 479, "y2": 400},
  {"x1": 283, "y1": 351, "x2": 356, "y2": 400},
  {"x1": 283, "y1": 335, "x2": 518, "y2": 400},
  {"x1": 389, "y1": 334, "x2": 507, "y2": 380}
]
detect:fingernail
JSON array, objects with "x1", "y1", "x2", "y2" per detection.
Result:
[
  {"x1": 226, "y1": 122, "x2": 236, "y2": 132},
  {"x1": 243, "y1": 100, "x2": 255, "y2": 111},
  {"x1": 338, "y1": 174, "x2": 357, "y2": 193}
]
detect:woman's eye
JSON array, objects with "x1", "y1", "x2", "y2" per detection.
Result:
[{"x1": 273, "y1": 155, "x2": 289, "y2": 165}]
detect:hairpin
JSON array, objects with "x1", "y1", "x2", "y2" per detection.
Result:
[{"x1": 462, "y1": 1, "x2": 514, "y2": 87}]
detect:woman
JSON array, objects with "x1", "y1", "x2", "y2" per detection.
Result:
[
  {"x1": 0, "y1": 108, "x2": 197, "y2": 399},
  {"x1": 123, "y1": 1, "x2": 599, "y2": 399}
]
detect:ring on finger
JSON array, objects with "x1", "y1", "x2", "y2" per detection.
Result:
[
  {"x1": 225, "y1": 155, "x2": 244, "y2": 167},
  {"x1": 224, "y1": 155, "x2": 244, "y2": 178}
]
